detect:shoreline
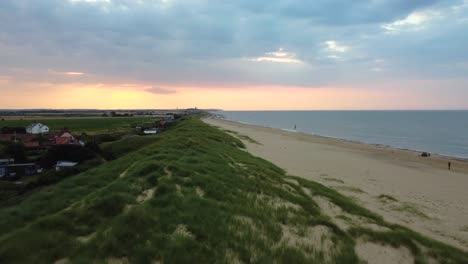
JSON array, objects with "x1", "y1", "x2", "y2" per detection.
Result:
[
  {"x1": 222, "y1": 117, "x2": 468, "y2": 162},
  {"x1": 213, "y1": 117, "x2": 468, "y2": 173},
  {"x1": 204, "y1": 116, "x2": 468, "y2": 251}
]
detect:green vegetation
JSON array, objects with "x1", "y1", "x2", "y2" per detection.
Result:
[
  {"x1": 0, "y1": 143, "x2": 6, "y2": 156},
  {"x1": 223, "y1": 129, "x2": 261, "y2": 145},
  {"x1": 335, "y1": 186, "x2": 367, "y2": 194},
  {"x1": 100, "y1": 135, "x2": 161, "y2": 159},
  {"x1": 0, "y1": 117, "x2": 155, "y2": 134},
  {"x1": 393, "y1": 203, "x2": 430, "y2": 219},
  {"x1": 378, "y1": 195, "x2": 428, "y2": 219},
  {"x1": 0, "y1": 117, "x2": 466, "y2": 263}
]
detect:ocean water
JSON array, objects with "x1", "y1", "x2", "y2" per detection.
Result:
[{"x1": 216, "y1": 111, "x2": 468, "y2": 159}]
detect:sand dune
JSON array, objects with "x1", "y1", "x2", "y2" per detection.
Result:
[{"x1": 204, "y1": 117, "x2": 468, "y2": 251}]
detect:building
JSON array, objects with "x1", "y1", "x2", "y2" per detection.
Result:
[
  {"x1": 0, "y1": 159, "x2": 14, "y2": 178},
  {"x1": 26, "y1": 123, "x2": 50, "y2": 134},
  {"x1": 185, "y1": 108, "x2": 202, "y2": 115},
  {"x1": 55, "y1": 161, "x2": 78, "y2": 171},
  {"x1": 143, "y1": 128, "x2": 159, "y2": 135},
  {"x1": 55, "y1": 128, "x2": 83, "y2": 146},
  {"x1": 151, "y1": 114, "x2": 175, "y2": 120},
  {"x1": 0, "y1": 159, "x2": 40, "y2": 178}
]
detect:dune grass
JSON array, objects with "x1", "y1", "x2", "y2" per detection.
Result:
[
  {"x1": 0, "y1": 117, "x2": 466, "y2": 263},
  {"x1": 223, "y1": 129, "x2": 261, "y2": 145},
  {"x1": 100, "y1": 135, "x2": 161, "y2": 159}
]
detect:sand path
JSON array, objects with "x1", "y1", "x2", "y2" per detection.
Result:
[{"x1": 204, "y1": 117, "x2": 468, "y2": 251}]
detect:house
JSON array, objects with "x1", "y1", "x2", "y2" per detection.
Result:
[
  {"x1": 55, "y1": 161, "x2": 78, "y2": 171},
  {"x1": 0, "y1": 159, "x2": 14, "y2": 166},
  {"x1": 143, "y1": 128, "x2": 159, "y2": 135},
  {"x1": 55, "y1": 128, "x2": 83, "y2": 146},
  {"x1": 0, "y1": 166, "x2": 7, "y2": 178},
  {"x1": 26, "y1": 123, "x2": 50, "y2": 134},
  {"x1": 8, "y1": 163, "x2": 39, "y2": 175},
  {"x1": 0, "y1": 159, "x2": 14, "y2": 178},
  {"x1": 0, "y1": 160, "x2": 39, "y2": 178}
]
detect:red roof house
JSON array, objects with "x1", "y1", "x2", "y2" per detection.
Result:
[{"x1": 55, "y1": 128, "x2": 81, "y2": 146}]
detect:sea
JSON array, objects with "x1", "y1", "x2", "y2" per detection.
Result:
[{"x1": 215, "y1": 111, "x2": 468, "y2": 159}]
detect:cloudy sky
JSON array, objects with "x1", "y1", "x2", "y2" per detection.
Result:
[{"x1": 1, "y1": 0, "x2": 468, "y2": 110}]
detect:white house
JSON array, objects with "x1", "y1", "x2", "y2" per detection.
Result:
[
  {"x1": 143, "y1": 128, "x2": 159, "y2": 135},
  {"x1": 26, "y1": 123, "x2": 50, "y2": 134},
  {"x1": 55, "y1": 161, "x2": 78, "y2": 171}
]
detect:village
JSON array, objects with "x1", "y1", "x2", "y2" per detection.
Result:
[{"x1": 0, "y1": 115, "x2": 178, "y2": 183}]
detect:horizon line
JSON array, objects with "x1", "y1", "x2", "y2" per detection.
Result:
[{"x1": 1, "y1": 109, "x2": 468, "y2": 112}]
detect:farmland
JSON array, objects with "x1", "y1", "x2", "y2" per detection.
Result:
[{"x1": 0, "y1": 117, "x2": 156, "y2": 134}]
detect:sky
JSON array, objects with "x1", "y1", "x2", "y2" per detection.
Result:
[{"x1": 1, "y1": 0, "x2": 468, "y2": 110}]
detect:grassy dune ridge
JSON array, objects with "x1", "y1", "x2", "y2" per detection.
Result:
[{"x1": 0, "y1": 117, "x2": 466, "y2": 263}]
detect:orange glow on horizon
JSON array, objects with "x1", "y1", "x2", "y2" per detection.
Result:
[{"x1": 0, "y1": 79, "x2": 462, "y2": 110}]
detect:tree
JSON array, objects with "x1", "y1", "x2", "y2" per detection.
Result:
[{"x1": 5, "y1": 142, "x2": 26, "y2": 161}]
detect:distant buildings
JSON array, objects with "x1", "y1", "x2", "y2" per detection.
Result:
[
  {"x1": 185, "y1": 108, "x2": 202, "y2": 115},
  {"x1": 26, "y1": 123, "x2": 49, "y2": 134},
  {"x1": 0, "y1": 124, "x2": 84, "y2": 148}
]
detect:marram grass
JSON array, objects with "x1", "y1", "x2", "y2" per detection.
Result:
[{"x1": 0, "y1": 117, "x2": 466, "y2": 263}]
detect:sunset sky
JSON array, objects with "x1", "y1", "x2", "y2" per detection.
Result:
[{"x1": 1, "y1": 0, "x2": 468, "y2": 110}]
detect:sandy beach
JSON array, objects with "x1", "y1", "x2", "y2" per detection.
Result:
[{"x1": 204, "y1": 117, "x2": 468, "y2": 251}]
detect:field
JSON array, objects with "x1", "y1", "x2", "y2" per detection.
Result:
[
  {"x1": 0, "y1": 117, "x2": 466, "y2": 263},
  {"x1": 0, "y1": 117, "x2": 156, "y2": 134}
]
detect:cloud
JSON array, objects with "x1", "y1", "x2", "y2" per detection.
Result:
[
  {"x1": 324, "y1": 41, "x2": 349, "y2": 53},
  {"x1": 48, "y1": 70, "x2": 85, "y2": 76},
  {"x1": 145, "y1": 87, "x2": 177, "y2": 94},
  {"x1": 246, "y1": 48, "x2": 303, "y2": 64},
  {"x1": 382, "y1": 11, "x2": 437, "y2": 32},
  {"x1": 0, "y1": 0, "x2": 467, "y2": 92},
  {"x1": 65, "y1": 72, "x2": 85, "y2": 76}
]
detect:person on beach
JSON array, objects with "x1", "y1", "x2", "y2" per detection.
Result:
[
  {"x1": 294, "y1": 124, "x2": 296, "y2": 130},
  {"x1": 448, "y1": 162, "x2": 451, "y2": 170}
]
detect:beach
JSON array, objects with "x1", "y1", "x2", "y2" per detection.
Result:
[{"x1": 204, "y1": 117, "x2": 468, "y2": 251}]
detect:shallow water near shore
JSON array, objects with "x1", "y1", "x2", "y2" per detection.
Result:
[{"x1": 217, "y1": 110, "x2": 468, "y2": 159}]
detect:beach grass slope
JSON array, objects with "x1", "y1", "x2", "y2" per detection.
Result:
[{"x1": 0, "y1": 117, "x2": 466, "y2": 263}]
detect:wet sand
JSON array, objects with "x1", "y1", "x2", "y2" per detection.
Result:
[{"x1": 204, "y1": 117, "x2": 468, "y2": 251}]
